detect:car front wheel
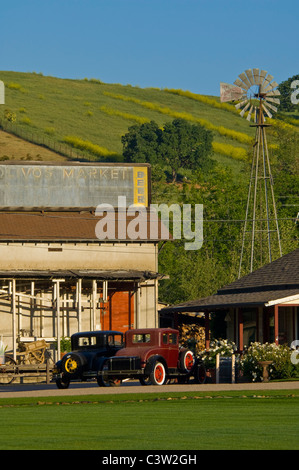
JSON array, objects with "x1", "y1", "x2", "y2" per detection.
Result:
[
  {"x1": 193, "y1": 363, "x2": 206, "y2": 384},
  {"x1": 56, "y1": 376, "x2": 70, "y2": 389},
  {"x1": 97, "y1": 362, "x2": 122, "y2": 387}
]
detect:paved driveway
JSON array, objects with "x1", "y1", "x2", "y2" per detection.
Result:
[{"x1": 0, "y1": 380, "x2": 298, "y2": 398}]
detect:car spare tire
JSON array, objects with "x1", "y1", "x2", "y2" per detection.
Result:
[
  {"x1": 179, "y1": 349, "x2": 195, "y2": 373},
  {"x1": 61, "y1": 352, "x2": 86, "y2": 378}
]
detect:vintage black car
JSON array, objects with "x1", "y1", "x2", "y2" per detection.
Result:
[{"x1": 53, "y1": 330, "x2": 124, "y2": 389}]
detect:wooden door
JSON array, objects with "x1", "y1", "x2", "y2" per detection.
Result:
[{"x1": 101, "y1": 291, "x2": 134, "y2": 333}]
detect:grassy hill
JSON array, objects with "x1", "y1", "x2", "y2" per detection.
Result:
[
  {"x1": 1, "y1": 71, "x2": 298, "y2": 176},
  {"x1": 0, "y1": 70, "x2": 260, "y2": 172}
]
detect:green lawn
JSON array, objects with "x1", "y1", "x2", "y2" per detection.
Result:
[{"x1": 0, "y1": 390, "x2": 298, "y2": 450}]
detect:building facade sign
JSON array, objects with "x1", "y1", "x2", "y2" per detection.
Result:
[{"x1": 0, "y1": 163, "x2": 149, "y2": 209}]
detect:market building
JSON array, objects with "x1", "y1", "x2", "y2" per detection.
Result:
[{"x1": 0, "y1": 161, "x2": 167, "y2": 359}]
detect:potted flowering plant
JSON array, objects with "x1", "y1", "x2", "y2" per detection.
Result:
[{"x1": 199, "y1": 339, "x2": 237, "y2": 382}]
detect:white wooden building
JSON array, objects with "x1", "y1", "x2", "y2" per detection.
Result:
[{"x1": 0, "y1": 161, "x2": 166, "y2": 360}]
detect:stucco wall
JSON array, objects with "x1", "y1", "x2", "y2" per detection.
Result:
[{"x1": 0, "y1": 242, "x2": 157, "y2": 271}]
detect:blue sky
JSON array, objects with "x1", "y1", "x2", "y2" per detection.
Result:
[{"x1": 1, "y1": 0, "x2": 298, "y2": 96}]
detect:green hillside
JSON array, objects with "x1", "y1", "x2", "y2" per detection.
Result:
[{"x1": 0, "y1": 71, "x2": 258, "y2": 171}]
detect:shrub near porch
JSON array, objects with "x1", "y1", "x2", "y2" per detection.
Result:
[{"x1": 240, "y1": 342, "x2": 299, "y2": 382}]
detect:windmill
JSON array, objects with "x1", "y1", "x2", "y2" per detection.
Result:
[{"x1": 220, "y1": 68, "x2": 282, "y2": 277}]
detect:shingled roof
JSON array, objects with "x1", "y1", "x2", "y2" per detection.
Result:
[
  {"x1": 0, "y1": 210, "x2": 169, "y2": 242},
  {"x1": 161, "y1": 248, "x2": 299, "y2": 313}
]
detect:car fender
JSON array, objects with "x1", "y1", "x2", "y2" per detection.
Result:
[{"x1": 94, "y1": 356, "x2": 108, "y2": 372}]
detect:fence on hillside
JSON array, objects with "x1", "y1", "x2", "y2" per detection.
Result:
[{"x1": 0, "y1": 118, "x2": 95, "y2": 162}]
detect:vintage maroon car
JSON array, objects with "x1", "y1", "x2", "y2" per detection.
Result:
[{"x1": 97, "y1": 328, "x2": 206, "y2": 386}]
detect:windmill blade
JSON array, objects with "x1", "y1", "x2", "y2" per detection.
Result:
[
  {"x1": 265, "y1": 97, "x2": 280, "y2": 105},
  {"x1": 266, "y1": 89, "x2": 281, "y2": 97},
  {"x1": 263, "y1": 101, "x2": 278, "y2": 113},
  {"x1": 263, "y1": 80, "x2": 279, "y2": 93},
  {"x1": 253, "y1": 68, "x2": 261, "y2": 85},
  {"x1": 234, "y1": 78, "x2": 248, "y2": 91},
  {"x1": 240, "y1": 101, "x2": 251, "y2": 117},
  {"x1": 262, "y1": 104, "x2": 273, "y2": 119},
  {"x1": 246, "y1": 104, "x2": 254, "y2": 121},
  {"x1": 245, "y1": 69, "x2": 255, "y2": 86},
  {"x1": 239, "y1": 72, "x2": 251, "y2": 89},
  {"x1": 235, "y1": 99, "x2": 248, "y2": 110},
  {"x1": 259, "y1": 70, "x2": 268, "y2": 84},
  {"x1": 262, "y1": 73, "x2": 274, "y2": 86},
  {"x1": 220, "y1": 83, "x2": 245, "y2": 102},
  {"x1": 261, "y1": 74, "x2": 274, "y2": 93}
]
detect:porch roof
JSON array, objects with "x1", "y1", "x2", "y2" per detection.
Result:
[
  {"x1": 161, "y1": 248, "x2": 299, "y2": 313},
  {"x1": 0, "y1": 269, "x2": 165, "y2": 282}
]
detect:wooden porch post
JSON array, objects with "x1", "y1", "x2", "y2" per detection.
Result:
[
  {"x1": 238, "y1": 308, "x2": 243, "y2": 351},
  {"x1": 136, "y1": 284, "x2": 141, "y2": 328},
  {"x1": 205, "y1": 312, "x2": 210, "y2": 350},
  {"x1": 76, "y1": 279, "x2": 82, "y2": 332},
  {"x1": 53, "y1": 279, "x2": 65, "y2": 361},
  {"x1": 256, "y1": 307, "x2": 259, "y2": 342},
  {"x1": 92, "y1": 280, "x2": 98, "y2": 330},
  {"x1": 274, "y1": 304, "x2": 279, "y2": 345},
  {"x1": 11, "y1": 279, "x2": 17, "y2": 361},
  {"x1": 293, "y1": 307, "x2": 296, "y2": 343}
]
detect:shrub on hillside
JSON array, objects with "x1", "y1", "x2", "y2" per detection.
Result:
[
  {"x1": 100, "y1": 105, "x2": 149, "y2": 124},
  {"x1": 212, "y1": 142, "x2": 248, "y2": 160},
  {"x1": 164, "y1": 88, "x2": 238, "y2": 114},
  {"x1": 63, "y1": 135, "x2": 118, "y2": 159},
  {"x1": 3, "y1": 109, "x2": 16, "y2": 123}
]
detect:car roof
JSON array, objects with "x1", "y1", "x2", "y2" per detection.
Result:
[
  {"x1": 72, "y1": 330, "x2": 123, "y2": 338},
  {"x1": 126, "y1": 328, "x2": 179, "y2": 335}
]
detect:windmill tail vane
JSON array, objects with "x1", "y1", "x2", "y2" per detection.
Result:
[{"x1": 220, "y1": 68, "x2": 280, "y2": 122}]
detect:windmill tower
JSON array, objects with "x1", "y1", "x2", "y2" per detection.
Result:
[{"x1": 220, "y1": 68, "x2": 282, "y2": 277}]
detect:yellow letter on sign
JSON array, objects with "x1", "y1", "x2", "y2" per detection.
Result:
[{"x1": 133, "y1": 167, "x2": 148, "y2": 206}]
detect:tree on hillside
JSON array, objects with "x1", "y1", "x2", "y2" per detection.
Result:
[
  {"x1": 161, "y1": 119, "x2": 213, "y2": 182},
  {"x1": 121, "y1": 121, "x2": 162, "y2": 165},
  {"x1": 121, "y1": 118, "x2": 214, "y2": 182},
  {"x1": 278, "y1": 74, "x2": 299, "y2": 112}
]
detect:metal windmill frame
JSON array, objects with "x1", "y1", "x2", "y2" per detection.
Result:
[{"x1": 220, "y1": 69, "x2": 282, "y2": 277}]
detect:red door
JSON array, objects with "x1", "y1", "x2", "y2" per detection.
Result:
[{"x1": 101, "y1": 291, "x2": 134, "y2": 333}]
